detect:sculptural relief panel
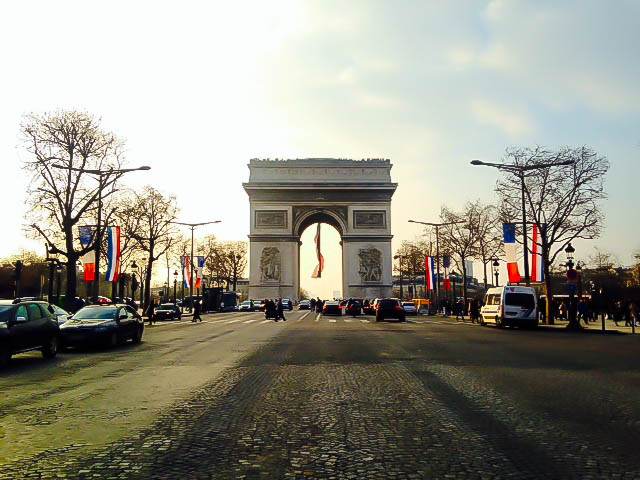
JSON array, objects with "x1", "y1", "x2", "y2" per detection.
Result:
[
  {"x1": 358, "y1": 248, "x2": 382, "y2": 283},
  {"x1": 260, "y1": 247, "x2": 281, "y2": 282}
]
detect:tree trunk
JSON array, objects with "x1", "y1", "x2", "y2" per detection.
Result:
[
  {"x1": 461, "y1": 256, "x2": 468, "y2": 315},
  {"x1": 543, "y1": 247, "x2": 553, "y2": 325},
  {"x1": 144, "y1": 257, "x2": 153, "y2": 317},
  {"x1": 64, "y1": 257, "x2": 78, "y2": 312},
  {"x1": 482, "y1": 259, "x2": 488, "y2": 289}
]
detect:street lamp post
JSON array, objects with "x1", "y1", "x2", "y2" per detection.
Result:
[
  {"x1": 408, "y1": 219, "x2": 463, "y2": 313},
  {"x1": 393, "y1": 255, "x2": 404, "y2": 300},
  {"x1": 173, "y1": 270, "x2": 178, "y2": 304},
  {"x1": 169, "y1": 220, "x2": 221, "y2": 308},
  {"x1": 564, "y1": 243, "x2": 581, "y2": 330},
  {"x1": 51, "y1": 164, "x2": 150, "y2": 303},
  {"x1": 470, "y1": 158, "x2": 574, "y2": 285},
  {"x1": 492, "y1": 258, "x2": 500, "y2": 287}
]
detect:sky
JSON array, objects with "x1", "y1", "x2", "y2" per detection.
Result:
[{"x1": 0, "y1": 0, "x2": 638, "y2": 298}]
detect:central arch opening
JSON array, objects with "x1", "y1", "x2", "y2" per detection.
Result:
[{"x1": 299, "y1": 223, "x2": 342, "y2": 300}]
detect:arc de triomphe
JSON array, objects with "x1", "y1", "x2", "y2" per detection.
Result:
[{"x1": 243, "y1": 158, "x2": 397, "y2": 300}]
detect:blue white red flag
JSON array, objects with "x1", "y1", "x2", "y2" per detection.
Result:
[
  {"x1": 182, "y1": 256, "x2": 191, "y2": 288},
  {"x1": 105, "y1": 226, "x2": 121, "y2": 282},
  {"x1": 531, "y1": 223, "x2": 545, "y2": 283},
  {"x1": 425, "y1": 256, "x2": 436, "y2": 291},
  {"x1": 503, "y1": 223, "x2": 522, "y2": 284},
  {"x1": 195, "y1": 256, "x2": 205, "y2": 289}
]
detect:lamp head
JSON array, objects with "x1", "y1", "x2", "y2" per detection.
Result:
[
  {"x1": 470, "y1": 160, "x2": 484, "y2": 166},
  {"x1": 138, "y1": 166, "x2": 152, "y2": 171}
]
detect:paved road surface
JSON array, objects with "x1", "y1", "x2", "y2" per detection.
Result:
[{"x1": 2, "y1": 310, "x2": 640, "y2": 479}]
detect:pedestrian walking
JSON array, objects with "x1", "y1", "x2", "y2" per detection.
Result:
[
  {"x1": 470, "y1": 300, "x2": 479, "y2": 324},
  {"x1": 631, "y1": 301, "x2": 640, "y2": 328},
  {"x1": 455, "y1": 299, "x2": 464, "y2": 322},
  {"x1": 277, "y1": 298, "x2": 286, "y2": 322},
  {"x1": 192, "y1": 299, "x2": 202, "y2": 322}
]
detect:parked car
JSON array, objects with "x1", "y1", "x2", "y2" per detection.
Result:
[
  {"x1": 60, "y1": 304, "x2": 144, "y2": 349},
  {"x1": 239, "y1": 300, "x2": 255, "y2": 312},
  {"x1": 402, "y1": 301, "x2": 418, "y2": 316},
  {"x1": 51, "y1": 304, "x2": 72, "y2": 325},
  {"x1": 283, "y1": 299, "x2": 293, "y2": 311},
  {"x1": 480, "y1": 286, "x2": 538, "y2": 329},
  {"x1": 0, "y1": 299, "x2": 60, "y2": 367},
  {"x1": 375, "y1": 298, "x2": 406, "y2": 322},
  {"x1": 322, "y1": 301, "x2": 342, "y2": 316},
  {"x1": 154, "y1": 303, "x2": 182, "y2": 321},
  {"x1": 298, "y1": 300, "x2": 310, "y2": 310}
]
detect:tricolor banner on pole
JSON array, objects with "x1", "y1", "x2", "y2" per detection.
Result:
[
  {"x1": 425, "y1": 256, "x2": 436, "y2": 291},
  {"x1": 182, "y1": 256, "x2": 191, "y2": 289},
  {"x1": 311, "y1": 223, "x2": 324, "y2": 279},
  {"x1": 503, "y1": 223, "x2": 522, "y2": 284},
  {"x1": 195, "y1": 256, "x2": 204, "y2": 289},
  {"x1": 82, "y1": 250, "x2": 95, "y2": 282},
  {"x1": 531, "y1": 223, "x2": 545, "y2": 283},
  {"x1": 442, "y1": 255, "x2": 451, "y2": 291},
  {"x1": 105, "y1": 226, "x2": 121, "y2": 282}
]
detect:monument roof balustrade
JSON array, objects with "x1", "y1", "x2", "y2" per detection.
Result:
[{"x1": 245, "y1": 157, "x2": 395, "y2": 185}]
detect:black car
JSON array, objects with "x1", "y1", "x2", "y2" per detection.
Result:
[
  {"x1": 375, "y1": 298, "x2": 406, "y2": 322},
  {"x1": 0, "y1": 299, "x2": 60, "y2": 367},
  {"x1": 60, "y1": 304, "x2": 144, "y2": 349},
  {"x1": 322, "y1": 301, "x2": 342, "y2": 316},
  {"x1": 154, "y1": 303, "x2": 181, "y2": 321},
  {"x1": 298, "y1": 300, "x2": 310, "y2": 310}
]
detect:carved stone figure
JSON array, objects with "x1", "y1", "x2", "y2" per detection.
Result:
[
  {"x1": 358, "y1": 248, "x2": 382, "y2": 282},
  {"x1": 260, "y1": 247, "x2": 281, "y2": 282}
]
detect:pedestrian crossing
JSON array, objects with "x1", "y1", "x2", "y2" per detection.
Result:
[{"x1": 149, "y1": 313, "x2": 479, "y2": 330}]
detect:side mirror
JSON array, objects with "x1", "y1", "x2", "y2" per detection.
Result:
[{"x1": 15, "y1": 316, "x2": 28, "y2": 324}]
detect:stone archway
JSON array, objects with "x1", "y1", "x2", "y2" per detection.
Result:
[{"x1": 243, "y1": 158, "x2": 397, "y2": 300}]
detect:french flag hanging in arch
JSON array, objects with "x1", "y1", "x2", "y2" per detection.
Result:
[{"x1": 503, "y1": 223, "x2": 522, "y2": 284}]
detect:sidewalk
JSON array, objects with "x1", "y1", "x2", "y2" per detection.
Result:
[{"x1": 437, "y1": 314, "x2": 636, "y2": 334}]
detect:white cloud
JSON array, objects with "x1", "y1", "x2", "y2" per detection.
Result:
[{"x1": 471, "y1": 99, "x2": 534, "y2": 137}]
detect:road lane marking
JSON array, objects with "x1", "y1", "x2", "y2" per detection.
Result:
[
  {"x1": 259, "y1": 319, "x2": 272, "y2": 324},
  {"x1": 243, "y1": 319, "x2": 257, "y2": 324},
  {"x1": 329, "y1": 319, "x2": 337, "y2": 323},
  {"x1": 360, "y1": 319, "x2": 369, "y2": 323},
  {"x1": 225, "y1": 318, "x2": 244, "y2": 324},
  {"x1": 315, "y1": 314, "x2": 321, "y2": 322},
  {"x1": 298, "y1": 311, "x2": 311, "y2": 322},
  {"x1": 344, "y1": 318, "x2": 352, "y2": 323}
]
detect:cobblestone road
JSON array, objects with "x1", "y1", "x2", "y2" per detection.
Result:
[{"x1": 2, "y1": 311, "x2": 640, "y2": 479}]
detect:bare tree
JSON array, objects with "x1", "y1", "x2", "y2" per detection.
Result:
[
  {"x1": 588, "y1": 247, "x2": 618, "y2": 271},
  {"x1": 22, "y1": 111, "x2": 126, "y2": 311},
  {"x1": 472, "y1": 202, "x2": 503, "y2": 289},
  {"x1": 439, "y1": 203, "x2": 480, "y2": 311},
  {"x1": 116, "y1": 187, "x2": 178, "y2": 313},
  {"x1": 496, "y1": 146, "x2": 609, "y2": 324}
]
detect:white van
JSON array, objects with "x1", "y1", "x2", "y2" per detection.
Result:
[{"x1": 481, "y1": 286, "x2": 538, "y2": 329}]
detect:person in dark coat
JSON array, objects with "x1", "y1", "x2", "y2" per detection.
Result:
[
  {"x1": 192, "y1": 300, "x2": 202, "y2": 322},
  {"x1": 277, "y1": 298, "x2": 286, "y2": 322}
]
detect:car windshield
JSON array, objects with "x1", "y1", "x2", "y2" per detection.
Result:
[
  {"x1": 73, "y1": 307, "x2": 118, "y2": 320},
  {"x1": 241, "y1": 301, "x2": 251, "y2": 305},
  {"x1": 52, "y1": 305, "x2": 68, "y2": 315},
  {"x1": 403, "y1": 302, "x2": 415, "y2": 307},
  {"x1": 0, "y1": 305, "x2": 15, "y2": 322},
  {"x1": 505, "y1": 293, "x2": 535, "y2": 308}
]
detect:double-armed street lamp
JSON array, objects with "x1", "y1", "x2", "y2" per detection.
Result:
[
  {"x1": 408, "y1": 219, "x2": 463, "y2": 312},
  {"x1": 169, "y1": 220, "x2": 221, "y2": 303},
  {"x1": 470, "y1": 158, "x2": 574, "y2": 286},
  {"x1": 51, "y1": 164, "x2": 151, "y2": 303}
]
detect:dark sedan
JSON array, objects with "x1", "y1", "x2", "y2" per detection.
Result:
[
  {"x1": 154, "y1": 303, "x2": 181, "y2": 321},
  {"x1": 375, "y1": 298, "x2": 406, "y2": 322},
  {"x1": 60, "y1": 305, "x2": 144, "y2": 349},
  {"x1": 322, "y1": 301, "x2": 342, "y2": 316}
]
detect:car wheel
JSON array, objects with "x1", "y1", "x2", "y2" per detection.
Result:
[
  {"x1": 41, "y1": 335, "x2": 59, "y2": 359},
  {"x1": 132, "y1": 326, "x2": 143, "y2": 344},
  {"x1": 0, "y1": 348, "x2": 11, "y2": 368},
  {"x1": 496, "y1": 316, "x2": 505, "y2": 329}
]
